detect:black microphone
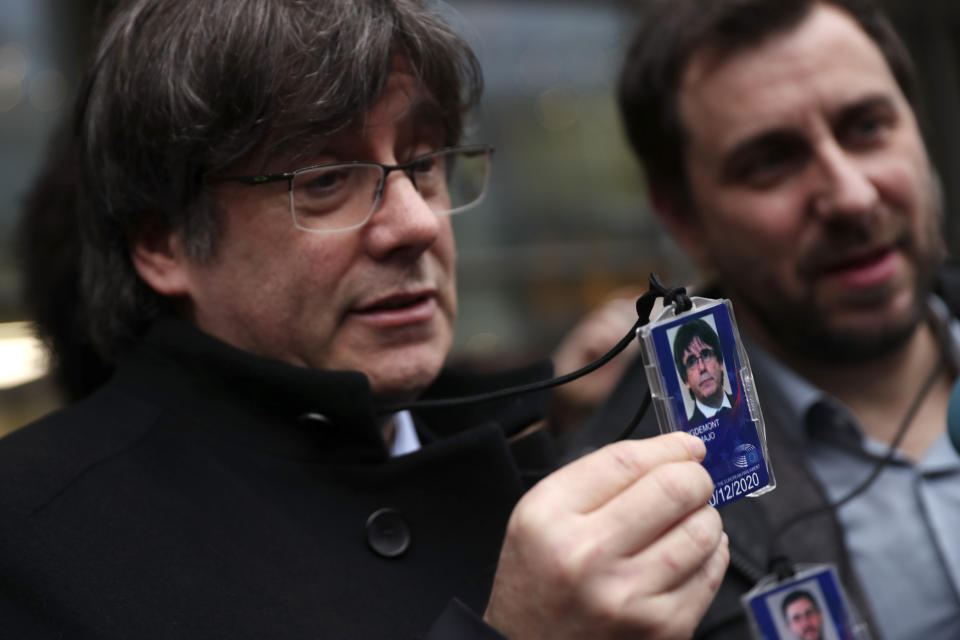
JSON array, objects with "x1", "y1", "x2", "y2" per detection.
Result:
[{"x1": 948, "y1": 377, "x2": 960, "y2": 454}]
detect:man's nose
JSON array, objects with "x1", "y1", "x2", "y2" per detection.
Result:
[
  {"x1": 364, "y1": 170, "x2": 441, "y2": 260},
  {"x1": 810, "y1": 141, "x2": 879, "y2": 219}
]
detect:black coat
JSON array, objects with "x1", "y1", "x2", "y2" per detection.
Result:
[
  {"x1": 687, "y1": 392, "x2": 735, "y2": 425},
  {"x1": 0, "y1": 317, "x2": 556, "y2": 639}
]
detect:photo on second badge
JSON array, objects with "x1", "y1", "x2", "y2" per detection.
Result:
[{"x1": 745, "y1": 565, "x2": 862, "y2": 640}]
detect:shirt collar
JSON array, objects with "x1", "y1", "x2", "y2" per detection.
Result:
[
  {"x1": 389, "y1": 410, "x2": 421, "y2": 457},
  {"x1": 743, "y1": 294, "x2": 960, "y2": 443},
  {"x1": 694, "y1": 392, "x2": 732, "y2": 420}
]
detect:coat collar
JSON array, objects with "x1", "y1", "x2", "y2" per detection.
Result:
[{"x1": 114, "y1": 316, "x2": 552, "y2": 462}]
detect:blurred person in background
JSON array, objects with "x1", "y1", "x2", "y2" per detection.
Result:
[{"x1": 567, "y1": 0, "x2": 960, "y2": 638}]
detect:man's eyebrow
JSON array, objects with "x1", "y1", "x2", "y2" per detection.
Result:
[
  {"x1": 722, "y1": 128, "x2": 805, "y2": 170},
  {"x1": 722, "y1": 93, "x2": 898, "y2": 166},
  {"x1": 830, "y1": 93, "x2": 897, "y2": 127}
]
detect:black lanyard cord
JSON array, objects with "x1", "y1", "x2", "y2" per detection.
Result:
[{"x1": 375, "y1": 274, "x2": 689, "y2": 416}]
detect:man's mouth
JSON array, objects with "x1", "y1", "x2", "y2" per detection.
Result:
[
  {"x1": 812, "y1": 244, "x2": 902, "y2": 289},
  {"x1": 364, "y1": 294, "x2": 430, "y2": 311},
  {"x1": 352, "y1": 291, "x2": 438, "y2": 327}
]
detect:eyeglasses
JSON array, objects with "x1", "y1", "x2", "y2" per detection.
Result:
[
  {"x1": 210, "y1": 145, "x2": 493, "y2": 233},
  {"x1": 683, "y1": 348, "x2": 717, "y2": 371}
]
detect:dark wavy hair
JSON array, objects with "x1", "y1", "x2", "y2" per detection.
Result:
[
  {"x1": 75, "y1": 0, "x2": 483, "y2": 360},
  {"x1": 617, "y1": 0, "x2": 918, "y2": 207}
]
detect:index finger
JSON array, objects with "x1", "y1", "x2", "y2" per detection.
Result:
[{"x1": 531, "y1": 433, "x2": 706, "y2": 515}]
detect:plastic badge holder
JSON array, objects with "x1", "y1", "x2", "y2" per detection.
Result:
[
  {"x1": 637, "y1": 297, "x2": 774, "y2": 507},
  {"x1": 742, "y1": 564, "x2": 872, "y2": 640}
]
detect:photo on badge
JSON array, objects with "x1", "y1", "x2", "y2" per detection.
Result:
[
  {"x1": 638, "y1": 297, "x2": 774, "y2": 507},
  {"x1": 743, "y1": 565, "x2": 870, "y2": 640}
]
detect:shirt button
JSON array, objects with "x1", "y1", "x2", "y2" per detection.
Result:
[{"x1": 365, "y1": 508, "x2": 411, "y2": 558}]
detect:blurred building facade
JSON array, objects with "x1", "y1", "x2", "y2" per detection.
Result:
[{"x1": 1, "y1": 0, "x2": 959, "y2": 432}]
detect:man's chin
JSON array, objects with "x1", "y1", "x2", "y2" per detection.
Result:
[
  {"x1": 337, "y1": 325, "x2": 453, "y2": 402},
  {"x1": 813, "y1": 310, "x2": 919, "y2": 363},
  {"x1": 748, "y1": 285, "x2": 925, "y2": 364},
  {"x1": 701, "y1": 390, "x2": 725, "y2": 408},
  {"x1": 365, "y1": 347, "x2": 449, "y2": 404},
  {"x1": 696, "y1": 381, "x2": 719, "y2": 401}
]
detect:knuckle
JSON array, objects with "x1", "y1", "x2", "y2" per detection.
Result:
[
  {"x1": 649, "y1": 462, "x2": 712, "y2": 508},
  {"x1": 506, "y1": 492, "x2": 553, "y2": 543},
  {"x1": 628, "y1": 600, "x2": 676, "y2": 639},
  {"x1": 682, "y1": 507, "x2": 723, "y2": 550},
  {"x1": 507, "y1": 506, "x2": 596, "y2": 587},
  {"x1": 702, "y1": 538, "x2": 731, "y2": 590},
  {"x1": 581, "y1": 589, "x2": 621, "y2": 625},
  {"x1": 601, "y1": 434, "x2": 702, "y2": 483},
  {"x1": 605, "y1": 441, "x2": 648, "y2": 477}
]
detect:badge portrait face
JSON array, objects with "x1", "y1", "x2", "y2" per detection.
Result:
[
  {"x1": 682, "y1": 335, "x2": 725, "y2": 407},
  {"x1": 784, "y1": 592, "x2": 824, "y2": 640},
  {"x1": 668, "y1": 314, "x2": 732, "y2": 422}
]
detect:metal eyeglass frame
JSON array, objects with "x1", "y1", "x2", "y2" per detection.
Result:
[{"x1": 209, "y1": 144, "x2": 494, "y2": 234}]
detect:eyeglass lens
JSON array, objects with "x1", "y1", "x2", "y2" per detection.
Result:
[
  {"x1": 684, "y1": 348, "x2": 715, "y2": 370},
  {"x1": 290, "y1": 148, "x2": 489, "y2": 232}
]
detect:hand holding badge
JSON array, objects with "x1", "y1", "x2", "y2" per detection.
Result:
[{"x1": 382, "y1": 272, "x2": 776, "y2": 509}]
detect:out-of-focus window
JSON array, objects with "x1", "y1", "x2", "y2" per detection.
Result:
[
  {"x1": 444, "y1": 0, "x2": 694, "y2": 367},
  {"x1": 1, "y1": 0, "x2": 959, "y2": 432}
]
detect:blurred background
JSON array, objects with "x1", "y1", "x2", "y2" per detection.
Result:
[{"x1": 2, "y1": 0, "x2": 959, "y2": 434}]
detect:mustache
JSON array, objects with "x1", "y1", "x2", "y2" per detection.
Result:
[{"x1": 797, "y1": 212, "x2": 911, "y2": 276}]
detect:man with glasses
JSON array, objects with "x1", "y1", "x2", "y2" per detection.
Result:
[
  {"x1": 0, "y1": 0, "x2": 728, "y2": 637},
  {"x1": 673, "y1": 320, "x2": 732, "y2": 425}
]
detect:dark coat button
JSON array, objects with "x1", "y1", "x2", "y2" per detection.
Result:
[
  {"x1": 298, "y1": 412, "x2": 334, "y2": 427},
  {"x1": 365, "y1": 508, "x2": 411, "y2": 558}
]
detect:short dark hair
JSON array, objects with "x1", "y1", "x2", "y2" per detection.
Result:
[
  {"x1": 617, "y1": 0, "x2": 918, "y2": 206},
  {"x1": 781, "y1": 589, "x2": 819, "y2": 618},
  {"x1": 672, "y1": 318, "x2": 723, "y2": 383},
  {"x1": 75, "y1": 0, "x2": 482, "y2": 360}
]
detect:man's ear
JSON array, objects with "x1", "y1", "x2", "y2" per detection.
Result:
[
  {"x1": 649, "y1": 186, "x2": 709, "y2": 267},
  {"x1": 130, "y1": 226, "x2": 192, "y2": 297}
]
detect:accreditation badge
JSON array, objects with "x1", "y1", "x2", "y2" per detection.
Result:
[
  {"x1": 742, "y1": 564, "x2": 871, "y2": 640},
  {"x1": 637, "y1": 297, "x2": 774, "y2": 507}
]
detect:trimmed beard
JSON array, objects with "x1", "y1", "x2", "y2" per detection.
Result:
[{"x1": 729, "y1": 214, "x2": 944, "y2": 365}]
